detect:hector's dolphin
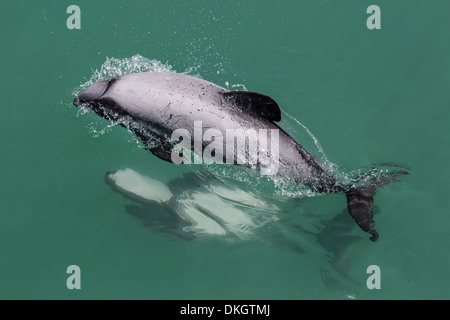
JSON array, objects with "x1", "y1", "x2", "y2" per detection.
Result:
[{"x1": 74, "y1": 72, "x2": 407, "y2": 241}]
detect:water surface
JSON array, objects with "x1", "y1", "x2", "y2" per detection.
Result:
[{"x1": 0, "y1": 0, "x2": 449, "y2": 299}]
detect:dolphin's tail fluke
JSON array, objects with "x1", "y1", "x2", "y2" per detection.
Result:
[
  {"x1": 343, "y1": 164, "x2": 409, "y2": 242},
  {"x1": 345, "y1": 187, "x2": 378, "y2": 241}
]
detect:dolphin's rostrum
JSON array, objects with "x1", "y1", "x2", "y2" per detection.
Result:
[{"x1": 74, "y1": 72, "x2": 407, "y2": 241}]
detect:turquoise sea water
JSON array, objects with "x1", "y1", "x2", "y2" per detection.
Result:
[{"x1": 0, "y1": 1, "x2": 449, "y2": 299}]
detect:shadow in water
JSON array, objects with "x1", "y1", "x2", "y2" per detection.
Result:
[{"x1": 105, "y1": 167, "x2": 368, "y2": 295}]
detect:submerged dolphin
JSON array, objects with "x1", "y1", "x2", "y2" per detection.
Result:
[
  {"x1": 105, "y1": 168, "x2": 281, "y2": 240},
  {"x1": 74, "y1": 72, "x2": 406, "y2": 241}
]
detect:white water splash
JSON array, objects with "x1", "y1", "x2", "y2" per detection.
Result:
[
  {"x1": 231, "y1": 83, "x2": 248, "y2": 91},
  {"x1": 282, "y1": 110, "x2": 334, "y2": 170},
  {"x1": 75, "y1": 55, "x2": 177, "y2": 96}
]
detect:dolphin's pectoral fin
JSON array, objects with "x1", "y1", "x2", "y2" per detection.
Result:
[
  {"x1": 146, "y1": 135, "x2": 181, "y2": 164},
  {"x1": 129, "y1": 127, "x2": 181, "y2": 164},
  {"x1": 149, "y1": 143, "x2": 180, "y2": 164},
  {"x1": 145, "y1": 133, "x2": 179, "y2": 164},
  {"x1": 222, "y1": 91, "x2": 281, "y2": 122},
  {"x1": 345, "y1": 187, "x2": 379, "y2": 242}
]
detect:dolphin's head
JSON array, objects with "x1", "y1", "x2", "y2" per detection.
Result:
[
  {"x1": 73, "y1": 78, "x2": 128, "y2": 120},
  {"x1": 74, "y1": 79, "x2": 111, "y2": 106}
]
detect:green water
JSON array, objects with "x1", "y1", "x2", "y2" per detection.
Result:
[{"x1": 1, "y1": 0, "x2": 449, "y2": 300}]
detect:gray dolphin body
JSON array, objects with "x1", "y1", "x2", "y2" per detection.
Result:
[{"x1": 74, "y1": 72, "x2": 390, "y2": 241}]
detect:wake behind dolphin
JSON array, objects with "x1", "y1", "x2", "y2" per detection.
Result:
[{"x1": 73, "y1": 60, "x2": 408, "y2": 241}]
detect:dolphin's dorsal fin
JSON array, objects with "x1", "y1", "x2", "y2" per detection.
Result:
[{"x1": 222, "y1": 91, "x2": 281, "y2": 122}]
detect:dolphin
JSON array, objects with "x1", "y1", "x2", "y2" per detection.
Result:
[
  {"x1": 105, "y1": 168, "x2": 281, "y2": 240},
  {"x1": 74, "y1": 72, "x2": 407, "y2": 241}
]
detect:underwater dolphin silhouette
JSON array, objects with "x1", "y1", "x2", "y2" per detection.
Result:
[{"x1": 74, "y1": 72, "x2": 406, "y2": 241}]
